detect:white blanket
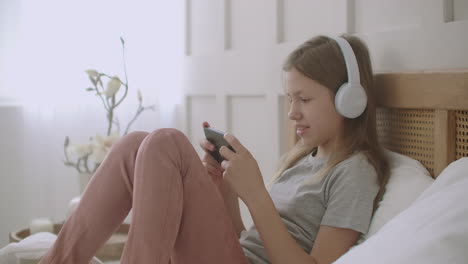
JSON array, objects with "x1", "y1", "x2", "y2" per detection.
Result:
[
  {"x1": 334, "y1": 158, "x2": 468, "y2": 264},
  {"x1": 0, "y1": 232, "x2": 103, "y2": 264}
]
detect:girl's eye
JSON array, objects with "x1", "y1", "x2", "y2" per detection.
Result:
[{"x1": 300, "y1": 98, "x2": 311, "y2": 102}]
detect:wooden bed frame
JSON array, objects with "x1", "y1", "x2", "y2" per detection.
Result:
[{"x1": 286, "y1": 69, "x2": 468, "y2": 178}]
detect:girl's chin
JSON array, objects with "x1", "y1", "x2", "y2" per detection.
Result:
[{"x1": 300, "y1": 137, "x2": 316, "y2": 146}]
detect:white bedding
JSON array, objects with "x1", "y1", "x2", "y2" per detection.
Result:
[
  {"x1": 0, "y1": 232, "x2": 103, "y2": 264},
  {"x1": 334, "y1": 158, "x2": 468, "y2": 264},
  {"x1": 360, "y1": 150, "x2": 434, "y2": 241}
]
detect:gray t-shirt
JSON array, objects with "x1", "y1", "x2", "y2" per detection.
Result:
[{"x1": 239, "y1": 151, "x2": 379, "y2": 264}]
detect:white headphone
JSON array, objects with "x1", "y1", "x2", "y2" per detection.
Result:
[{"x1": 332, "y1": 36, "x2": 367, "y2": 119}]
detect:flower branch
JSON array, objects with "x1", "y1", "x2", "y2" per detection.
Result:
[{"x1": 63, "y1": 37, "x2": 156, "y2": 174}]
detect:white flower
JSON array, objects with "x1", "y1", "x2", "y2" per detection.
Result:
[
  {"x1": 67, "y1": 143, "x2": 93, "y2": 158},
  {"x1": 90, "y1": 145, "x2": 107, "y2": 164},
  {"x1": 85, "y1": 69, "x2": 99, "y2": 78},
  {"x1": 104, "y1": 76, "x2": 121, "y2": 97},
  {"x1": 89, "y1": 133, "x2": 120, "y2": 163}
]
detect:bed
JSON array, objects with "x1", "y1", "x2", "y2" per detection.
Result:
[
  {"x1": 284, "y1": 69, "x2": 468, "y2": 263},
  {"x1": 2, "y1": 70, "x2": 468, "y2": 264}
]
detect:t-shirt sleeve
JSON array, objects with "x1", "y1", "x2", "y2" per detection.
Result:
[{"x1": 320, "y1": 155, "x2": 379, "y2": 235}]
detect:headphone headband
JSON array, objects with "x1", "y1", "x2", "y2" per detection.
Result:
[{"x1": 333, "y1": 37, "x2": 361, "y2": 85}]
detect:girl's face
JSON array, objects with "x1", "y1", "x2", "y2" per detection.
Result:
[{"x1": 284, "y1": 67, "x2": 345, "y2": 156}]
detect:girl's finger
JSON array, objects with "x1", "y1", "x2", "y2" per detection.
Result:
[
  {"x1": 202, "y1": 153, "x2": 224, "y2": 172},
  {"x1": 207, "y1": 167, "x2": 221, "y2": 177},
  {"x1": 202, "y1": 121, "x2": 210, "y2": 128},
  {"x1": 219, "y1": 146, "x2": 235, "y2": 161},
  {"x1": 199, "y1": 139, "x2": 216, "y2": 152},
  {"x1": 204, "y1": 160, "x2": 224, "y2": 174},
  {"x1": 203, "y1": 162, "x2": 223, "y2": 184},
  {"x1": 224, "y1": 133, "x2": 248, "y2": 155},
  {"x1": 221, "y1": 160, "x2": 229, "y2": 170}
]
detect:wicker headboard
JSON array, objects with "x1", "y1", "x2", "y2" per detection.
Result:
[{"x1": 286, "y1": 69, "x2": 468, "y2": 178}]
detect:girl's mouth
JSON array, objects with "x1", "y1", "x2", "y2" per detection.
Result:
[{"x1": 296, "y1": 127, "x2": 309, "y2": 136}]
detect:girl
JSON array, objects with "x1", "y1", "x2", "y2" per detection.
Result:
[{"x1": 39, "y1": 34, "x2": 389, "y2": 264}]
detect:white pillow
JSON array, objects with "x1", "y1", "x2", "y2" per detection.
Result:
[
  {"x1": 334, "y1": 158, "x2": 468, "y2": 264},
  {"x1": 360, "y1": 149, "x2": 433, "y2": 241}
]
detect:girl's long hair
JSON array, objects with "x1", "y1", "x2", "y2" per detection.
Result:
[{"x1": 270, "y1": 35, "x2": 390, "y2": 212}]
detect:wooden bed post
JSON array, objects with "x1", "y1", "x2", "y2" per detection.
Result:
[{"x1": 434, "y1": 110, "x2": 457, "y2": 176}]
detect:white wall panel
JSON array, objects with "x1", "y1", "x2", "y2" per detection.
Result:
[
  {"x1": 0, "y1": 105, "x2": 26, "y2": 247},
  {"x1": 227, "y1": 95, "x2": 277, "y2": 229},
  {"x1": 227, "y1": 95, "x2": 277, "y2": 181},
  {"x1": 186, "y1": 95, "x2": 220, "y2": 157},
  {"x1": 183, "y1": 52, "x2": 283, "y2": 94},
  {"x1": 454, "y1": 0, "x2": 468, "y2": 21},
  {"x1": 364, "y1": 20, "x2": 468, "y2": 72},
  {"x1": 283, "y1": 0, "x2": 348, "y2": 42},
  {"x1": 355, "y1": 0, "x2": 421, "y2": 33},
  {"x1": 189, "y1": 0, "x2": 225, "y2": 55},
  {"x1": 421, "y1": 0, "x2": 454, "y2": 24},
  {"x1": 230, "y1": 0, "x2": 275, "y2": 50}
]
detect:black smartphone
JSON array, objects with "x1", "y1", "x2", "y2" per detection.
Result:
[{"x1": 203, "y1": 127, "x2": 235, "y2": 163}]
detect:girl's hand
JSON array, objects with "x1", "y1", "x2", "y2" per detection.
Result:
[
  {"x1": 199, "y1": 121, "x2": 225, "y2": 187},
  {"x1": 219, "y1": 133, "x2": 267, "y2": 205}
]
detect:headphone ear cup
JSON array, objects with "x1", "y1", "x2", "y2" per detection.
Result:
[{"x1": 335, "y1": 83, "x2": 368, "y2": 118}]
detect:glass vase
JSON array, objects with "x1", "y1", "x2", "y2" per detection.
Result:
[{"x1": 78, "y1": 172, "x2": 93, "y2": 194}]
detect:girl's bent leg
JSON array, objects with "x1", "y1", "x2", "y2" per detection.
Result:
[
  {"x1": 121, "y1": 128, "x2": 249, "y2": 264},
  {"x1": 40, "y1": 131, "x2": 149, "y2": 264},
  {"x1": 40, "y1": 128, "x2": 249, "y2": 264}
]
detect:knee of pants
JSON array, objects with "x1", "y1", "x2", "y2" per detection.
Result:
[
  {"x1": 111, "y1": 131, "x2": 149, "y2": 154},
  {"x1": 146, "y1": 128, "x2": 189, "y2": 148},
  {"x1": 142, "y1": 128, "x2": 195, "y2": 165}
]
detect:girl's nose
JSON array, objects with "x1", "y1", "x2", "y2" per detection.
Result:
[{"x1": 288, "y1": 109, "x2": 302, "y2": 120}]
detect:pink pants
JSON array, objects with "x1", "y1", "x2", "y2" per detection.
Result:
[{"x1": 40, "y1": 128, "x2": 251, "y2": 264}]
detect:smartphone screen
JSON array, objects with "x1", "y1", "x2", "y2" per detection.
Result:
[{"x1": 203, "y1": 127, "x2": 235, "y2": 163}]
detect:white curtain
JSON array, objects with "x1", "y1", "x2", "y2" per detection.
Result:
[{"x1": 0, "y1": 0, "x2": 184, "y2": 248}]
